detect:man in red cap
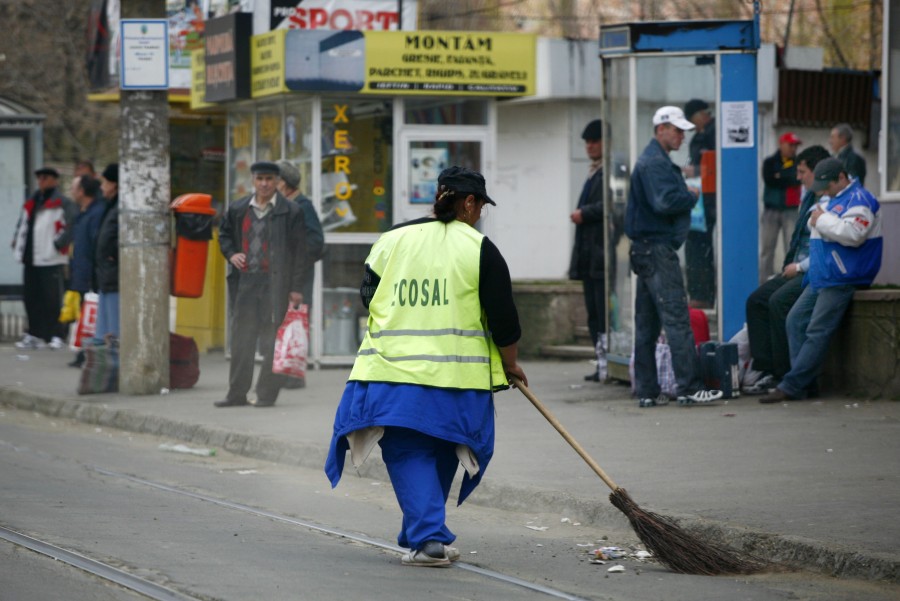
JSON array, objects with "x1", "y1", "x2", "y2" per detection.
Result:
[{"x1": 759, "y1": 132, "x2": 802, "y2": 284}]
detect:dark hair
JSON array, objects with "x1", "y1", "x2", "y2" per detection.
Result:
[
  {"x1": 796, "y1": 145, "x2": 830, "y2": 170},
  {"x1": 433, "y1": 185, "x2": 463, "y2": 223},
  {"x1": 75, "y1": 159, "x2": 95, "y2": 175},
  {"x1": 78, "y1": 175, "x2": 100, "y2": 198}
]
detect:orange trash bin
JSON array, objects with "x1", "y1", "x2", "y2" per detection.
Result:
[{"x1": 170, "y1": 193, "x2": 217, "y2": 298}]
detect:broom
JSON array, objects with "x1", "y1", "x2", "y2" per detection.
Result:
[{"x1": 511, "y1": 376, "x2": 764, "y2": 576}]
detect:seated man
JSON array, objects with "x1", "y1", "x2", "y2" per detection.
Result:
[
  {"x1": 760, "y1": 159, "x2": 882, "y2": 403},
  {"x1": 744, "y1": 145, "x2": 830, "y2": 393}
]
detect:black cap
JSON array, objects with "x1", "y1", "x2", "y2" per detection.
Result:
[
  {"x1": 581, "y1": 119, "x2": 602, "y2": 141},
  {"x1": 684, "y1": 99, "x2": 710, "y2": 120},
  {"x1": 101, "y1": 163, "x2": 118, "y2": 184},
  {"x1": 438, "y1": 166, "x2": 495, "y2": 206},
  {"x1": 35, "y1": 166, "x2": 60, "y2": 178},
  {"x1": 250, "y1": 161, "x2": 280, "y2": 176},
  {"x1": 810, "y1": 158, "x2": 845, "y2": 192}
]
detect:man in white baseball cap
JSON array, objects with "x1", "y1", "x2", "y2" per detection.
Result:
[
  {"x1": 624, "y1": 105, "x2": 723, "y2": 409},
  {"x1": 651, "y1": 105, "x2": 696, "y2": 131}
]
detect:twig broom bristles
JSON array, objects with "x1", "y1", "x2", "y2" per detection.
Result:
[{"x1": 512, "y1": 377, "x2": 763, "y2": 575}]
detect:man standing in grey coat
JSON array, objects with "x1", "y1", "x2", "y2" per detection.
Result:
[{"x1": 216, "y1": 162, "x2": 309, "y2": 408}]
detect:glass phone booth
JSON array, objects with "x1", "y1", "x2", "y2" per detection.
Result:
[{"x1": 598, "y1": 18, "x2": 760, "y2": 380}]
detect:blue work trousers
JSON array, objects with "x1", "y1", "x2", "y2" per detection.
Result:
[
  {"x1": 781, "y1": 284, "x2": 855, "y2": 398},
  {"x1": 630, "y1": 241, "x2": 703, "y2": 398},
  {"x1": 379, "y1": 427, "x2": 458, "y2": 551}
]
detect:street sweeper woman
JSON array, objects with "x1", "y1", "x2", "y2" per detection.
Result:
[{"x1": 324, "y1": 166, "x2": 526, "y2": 567}]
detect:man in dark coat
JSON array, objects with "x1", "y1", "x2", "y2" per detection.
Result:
[
  {"x1": 568, "y1": 119, "x2": 606, "y2": 381},
  {"x1": 67, "y1": 174, "x2": 106, "y2": 367},
  {"x1": 682, "y1": 99, "x2": 716, "y2": 308},
  {"x1": 625, "y1": 106, "x2": 723, "y2": 408},
  {"x1": 829, "y1": 123, "x2": 867, "y2": 186},
  {"x1": 95, "y1": 163, "x2": 120, "y2": 341},
  {"x1": 217, "y1": 161, "x2": 309, "y2": 408},
  {"x1": 760, "y1": 132, "x2": 803, "y2": 284}
]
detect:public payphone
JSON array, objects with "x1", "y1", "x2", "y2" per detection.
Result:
[{"x1": 598, "y1": 14, "x2": 761, "y2": 380}]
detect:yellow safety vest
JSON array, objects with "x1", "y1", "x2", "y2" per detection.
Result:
[{"x1": 349, "y1": 219, "x2": 508, "y2": 391}]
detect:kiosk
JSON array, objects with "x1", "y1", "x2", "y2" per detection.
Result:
[{"x1": 598, "y1": 13, "x2": 761, "y2": 380}]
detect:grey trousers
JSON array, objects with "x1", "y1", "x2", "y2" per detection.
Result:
[
  {"x1": 227, "y1": 274, "x2": 284, "y2": 405},
  {"x1": 759, "y1": 207, "x2": 799, "y2": 284}
]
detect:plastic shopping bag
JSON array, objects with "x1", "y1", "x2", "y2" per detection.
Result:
[
  {"x1": 629, "y1": 335, "x2": 677, "y2": 398},
  {"x1": 59, "y1": 290, "x2": 81, "y2": 323},
  {"x1": 272, "y1": 304, "x2": 309, "y2": 379},
  {"x1": 70, "y1": 292, "x2": 98, "y2": 350}
]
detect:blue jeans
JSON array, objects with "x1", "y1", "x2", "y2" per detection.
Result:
[
  {"x1": 95, "y1": 291, "x2": 120, "y2": 342},
  {"x1": 630, "y1": 242, "x2": 702, "y2": 398},
  {"x1": 781, "y1": 284, "x2": 855, "y2": 397}
]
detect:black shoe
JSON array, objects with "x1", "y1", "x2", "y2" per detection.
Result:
[
  {"x1": 282, "y1": 377, "x2": 305, "y2": 389},
  {"x1": 214, "y1": 398, "x2": 248, "y2": 408},
  {"x1": 68, "y1": 351, "x2": 86, "y2": 369},
  {"x1": 584, "y1": 372, "x2": 600, "y2": 382},
  {"x1": 252, "y1": 400, "x2": 276, "y2": 408},
  {"x1": 759, "y1": 388, "x2": 798, "y2": 404}
]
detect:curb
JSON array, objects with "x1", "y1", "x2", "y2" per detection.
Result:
[{"x1": 2, "y1": 386, "x2": 897, "y2": 584}]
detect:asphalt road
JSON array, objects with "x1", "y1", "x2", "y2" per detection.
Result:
[{"x1": 1, "y1": 408, "x2": 897, "y2": 601}]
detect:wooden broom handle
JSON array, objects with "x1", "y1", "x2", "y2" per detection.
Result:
[{"x1": 511, "y1": 376, "x2": 620, "y2": 493}]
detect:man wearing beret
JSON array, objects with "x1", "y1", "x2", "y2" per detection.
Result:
[
  {"x1": 568, "y1": 119, "x2": 607, "y2": 382},
  {"x1": 217, "y1": 161, "x2": 310, "y2": 407},
  {"x1": 12, "y1": 167, "x2": 77, "y2": 350}
]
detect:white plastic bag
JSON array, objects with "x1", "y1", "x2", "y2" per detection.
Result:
[{"x1": 272, "y1": 304, "x2": 309, "y2": 379}]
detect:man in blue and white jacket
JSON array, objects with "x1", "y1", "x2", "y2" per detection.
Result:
[{"x1": 761, "y1": 158, "x2": 882, "y2": 403}]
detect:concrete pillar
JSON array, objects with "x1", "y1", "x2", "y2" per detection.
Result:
[{"x1": 119, "y1": 0, "x2": 170, "y2": 394}]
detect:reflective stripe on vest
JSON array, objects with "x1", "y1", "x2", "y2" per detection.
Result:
[{"x1": 349, "y1": 220, "x2": 507, "y2": 391}]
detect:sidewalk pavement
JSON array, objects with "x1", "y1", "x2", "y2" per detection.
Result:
[{"x1": 1, "y1": 344, "x2": 898, "y2": 583}]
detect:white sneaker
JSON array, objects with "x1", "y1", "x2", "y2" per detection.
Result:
[
  {"x1": 445, "y1": 545, "x2": 460, "y2": 562},
  {"x1": 48, "y1": 336, "x2": 66, "y2": 350},
  {"x1": 15, "y1": 334, "x2": 45, "y2": 350},
  {"x1": 677, "y1": 390, "x2": 724, "y2": 405}
]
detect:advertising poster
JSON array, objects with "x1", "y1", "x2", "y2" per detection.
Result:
[
  {"x1": 409, "y1": 148, "x2": 447, "y2": 204},
  {"x1": 271, "y1": 0, "x2": 417, "y2": 31},
  {"x1": 280, "y1": 30, "x2": 535, "y2": 97},
  {"x1": 167, "y1": 0, "x2": 206, "y2": 89}
]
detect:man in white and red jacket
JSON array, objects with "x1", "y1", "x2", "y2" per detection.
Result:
[
  {"x1": 11, "y1": 166, "x2": 77, "y2": 350},
  {"x1": 760, "y1": 158, "x2": 882, "y2": 403}
]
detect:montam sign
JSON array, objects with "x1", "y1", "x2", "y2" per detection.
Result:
[{"x1": 204, "y1": 13, "x2": 252, "y2": 102}]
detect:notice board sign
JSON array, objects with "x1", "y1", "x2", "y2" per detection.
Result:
[{"x1": 120, "y1": 19, "x2": 169, "y2": 90}]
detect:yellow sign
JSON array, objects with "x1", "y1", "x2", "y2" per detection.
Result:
[
  {"x1": 190, "y1": 48, "x2": 215, "y2": 110},
  {"x1": 251, "y1": 30, "x2": 288, "y2": 98},
  {"x1": 363, "y1": 31, "x2": 535, "y2": 96}
]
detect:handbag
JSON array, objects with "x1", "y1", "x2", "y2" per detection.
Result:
[
  {"x1": 272, "y1": 304, "x2": 309, "y2": 379},
  {"x1": 78, "y1": 337, "x2": 119, "y2": 394},
  {"x1": 70, "y1": 292, "x2": 99, "y2": 349}
]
